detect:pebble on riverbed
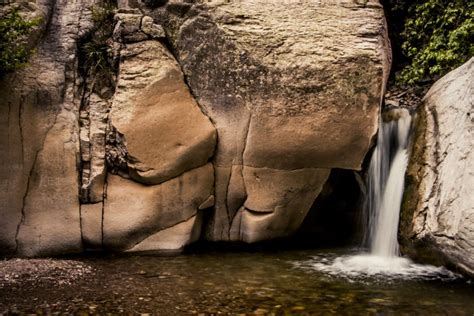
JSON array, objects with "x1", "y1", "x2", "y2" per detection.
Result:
[{"x1": 0, "y1": 259, "x2": 94, "y2": 288}]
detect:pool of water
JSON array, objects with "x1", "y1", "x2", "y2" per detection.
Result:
[{"x1": 1, "y1": 249, "x2": 473, "y2": 314}]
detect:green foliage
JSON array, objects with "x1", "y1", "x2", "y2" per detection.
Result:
[
  {"x1": 91, "y1": 1, "x2": 115, "y2": 25},
  {"x1": 81, "y1": 30, "x2": 114, "y2": 77},
  {"x1": 396, "y1": 0, "x2": 473, "y2": 84},
  {"x1": 0, "y1": 9, "x2": 41, "y2": 76},
  {"x1": 80, "y1": 1, "x2": 116, "y2": 81}
]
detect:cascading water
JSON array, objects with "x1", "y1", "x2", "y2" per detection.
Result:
[
  {"x1": 366, "y1": 110, "x2": 412, "y2": 257},
  {"x1": 302, "y1": 109, "x2": 458, "y2": 279}
]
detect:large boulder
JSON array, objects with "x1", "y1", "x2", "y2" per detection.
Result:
[
  {"x1": 102, "y1": 164, "x2": 213, "y2": 251},
  {"x1": 149, "y1": 0, "x2": 391, "y2": 241},
  {"x1": 400, "y1": 58, "x2": 474, "y2": 277},
  {"x1": 109, "y1": 38, "x2": 216, "y2": 185},
  {"x1": 0, "y1": 0, "x2": 392, "y2": 255},
  {"x1": 80, "y1": 16, "x2": 217, "y2": 252}
]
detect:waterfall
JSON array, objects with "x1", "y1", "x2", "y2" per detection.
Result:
[
  {"x1": 306, "y1": 109, "x2": 458, "y2": 278},
  {"x1": 366, "y1": 109, "x2": 412, "y2": 257}
]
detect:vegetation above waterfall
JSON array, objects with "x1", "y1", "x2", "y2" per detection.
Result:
[{"x1": 387, "y1": 0, "x2": 473, "y2": 84}]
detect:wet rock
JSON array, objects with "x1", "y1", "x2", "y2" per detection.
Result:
[
  {"x1": 400, "y1": 58, "x2": 474, "y2": 277},
  {"x1": 382, "y1": 107, "x2": 409, "y2": 122}
]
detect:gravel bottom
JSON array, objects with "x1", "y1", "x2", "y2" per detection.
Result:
[
  {"x1": 0, "y1": 258, "x2": 94, "y2": 288},
  {"x1": 0, "y1": 252, "x2": 472, "y2": 315}
]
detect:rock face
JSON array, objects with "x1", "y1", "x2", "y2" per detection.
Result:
[
  {"x1": 151, "y1": 0, "x2": 391, "y2": 241},
  {"x1": 0, "y1": 0, "x2": 391, "y2": 256},
  {"x1": 0, "y1": 0, "x2": 94, "y2": 256},
  {"x1": 102, "y1": 164, "x2": 213, "y2": 251},
  {"x1": 400, "y1": 58, "x2": 474, "y2": 277},
  {"x1": 109, "y1": 38, "x2": 216, "y2": 185}
]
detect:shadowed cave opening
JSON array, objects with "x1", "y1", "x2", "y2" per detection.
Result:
[
  {"x1": 291, "y1": 168, "x2": 365, "y2": 248},
  {"x1": 186, "y1": 168, "x2": 366, "y2": 253}
]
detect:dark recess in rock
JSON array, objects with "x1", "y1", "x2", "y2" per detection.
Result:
[
  {"x1": 293, "y1": 169, "x2": 365, "y2": 247},
  {"x1": 142, "y1": 0, "x2": 168, "y2": 8}
]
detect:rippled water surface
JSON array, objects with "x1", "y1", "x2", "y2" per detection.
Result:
[{"x1": 1, "y1": 249, "x2": 473, "y2": 314}]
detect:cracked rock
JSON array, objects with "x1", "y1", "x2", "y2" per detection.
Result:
[
  {"x1": 113, "y1": 13, "x2": 164, "y2": 43},
  {"x1": 152, "y1": 0, "x2": 391, "y2": 241}
]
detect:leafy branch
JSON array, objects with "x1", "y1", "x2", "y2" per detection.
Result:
[{"x1": 0, "y1": 9, "x2": 41, "y2": 76}]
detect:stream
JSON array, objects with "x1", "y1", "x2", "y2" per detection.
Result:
[{"x1": 0, "y1": 249, "x2": 473, "y2": 314}]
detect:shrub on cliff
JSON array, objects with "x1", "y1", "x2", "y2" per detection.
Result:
[
  {"x1": 79, "y1": 2, "x2": 115, "y2": 83},
  {"x1": 389, "y1": 0, "x2": 473, "y2": 84},
  {"x1": 0, "y1": 9, "x2": 40, "y2": 77}
]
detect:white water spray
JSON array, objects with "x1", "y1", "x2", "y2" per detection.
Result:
[{"x1": 302, "y1": 109, "x2": 458, "y2": 279}]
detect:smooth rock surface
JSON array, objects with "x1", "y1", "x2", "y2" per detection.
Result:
[
  {"x1": 110, "y1": 40, "x2": 216, "y2": 185},
  {"x1": 126, "y1": 213, "x2": 203, "y2": 252},
  {"x1": 80, "y1": 203, "x2": 103, "y2": 249},
  {"x1": 400, "y1": 58, "x2": 474, "y2": 277},
  {"x1": 103, "y1": 163, "x2": 214, "y2": 251},
  {"x1": 0, "y1": 0, "x2": 394, "y2": 254},
  {"x1": 230, "y1": 167, "x2": 331, "y2": 242},
  {"x1": 151, "y1": 0, "x2": 391, "y2": 241}
]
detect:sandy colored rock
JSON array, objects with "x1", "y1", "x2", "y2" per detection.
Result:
[
  {"x1": 230, "y1": 167, "x2": 330, "y2": 242},
  {"x1": 151, "y1": 0, "x2": 390, "y2": 241},
  {"x1": 103, "y1": 163, "x2": 214, "y2": 251},
  {"x1": 0, "y1": 0, "x2": 94, "y2": 256},
  {"x1": 80, "y1": 93, "x2": 109, "y2": 203},
  {"x1": 1, "y1": 0, "x2": 393, "y2": 253},
  {"x1": 0, "y1": 0, "x2": 55, "y2": 255},
  {"x1": 16, "y1": 109, "x2": 83, "y2": 257},
  {"x1": 141, "y1": 15, "x2": 165, "y2": 39},
  {"x1": 126, "y1": 213, "x2": 203, "y2": 252},
  {"x1": 400, "y1": 58, "x2": 474, "y2": 277},
  {"x1": 198, "y1": 195, "x2": 215, "y2": 210},
  {"x1": 113, "y1": 13, "x2": 148, "y2": 43},
  {"x1": 110, "y1": 40, "x2": 216, "y2": 185},
  {"x1": 81, "y1": 203, "x2": 103, "y2": 249},
  {"x1": 157, "y1": 0, "x2": 389, "y2": 169}
]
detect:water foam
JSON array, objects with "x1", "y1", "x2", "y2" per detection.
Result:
[{"x1": 294, "y1": 253, "x2": 460, "y2": 281}]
